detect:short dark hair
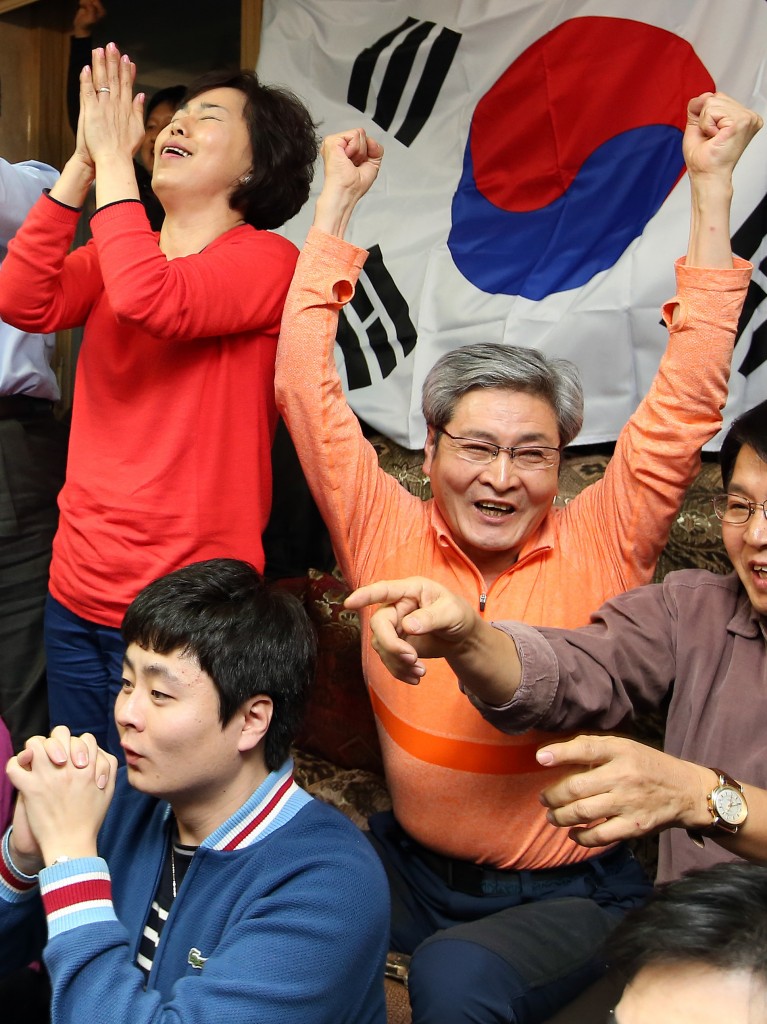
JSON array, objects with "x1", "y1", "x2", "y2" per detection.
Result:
[
  {"x1": 720, "y1": 399, "x2": 767, "y2": 490},
  {"x1": 182, "y1": 69, "x2": 318, "y2": 230},
  {"x1": 145, "y1": 84, "x2": 187, "y2": 123},
  {"x1": 121, "y1": 559, "x2": 316, "y2": 772},
  {"x1": 610, "y1": 863, "x2": 767, "y2": 985}
]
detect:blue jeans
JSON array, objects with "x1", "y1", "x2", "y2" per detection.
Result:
[
  {"x1": 44, "y1": 594, "x2": 125, "y2": 759},
  {"x1": 368, "y1": 811, "x2": 651, "y2": 1024}
]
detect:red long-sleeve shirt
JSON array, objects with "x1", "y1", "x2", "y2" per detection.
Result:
[{"x1": 0, "y1": 196, "x2": 298, "y2": 625}]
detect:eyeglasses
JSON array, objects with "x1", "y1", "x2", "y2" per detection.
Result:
[
  {"x1": 711, "y1": 493, "x2": 767, "y2": 525},
  {"x1": 438, "y1": 429, "x2": 560, "y2": 470}
]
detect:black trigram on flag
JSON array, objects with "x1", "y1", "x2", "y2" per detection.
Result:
[
  {"x1": 733, "y1": 193, "x2": 767, "y2": 376},
  {"x1": 347, "y1": 18, "x2": 461, "y2": 146},
  {"x1": 335, "y1": 245, "x2": 416, "y2": 390}
]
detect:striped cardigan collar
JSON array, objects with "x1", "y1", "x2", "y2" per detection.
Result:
[{"x1": 161, "y1": 758, "x2": 312, "y2": 853}]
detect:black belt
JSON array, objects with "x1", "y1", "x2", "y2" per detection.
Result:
[
  {"x1": 412, "y1": 842, "x2": 627, "y2": 897},
  {"x1": 0, "y1": 395, "x2": 55, "y2": 420}
]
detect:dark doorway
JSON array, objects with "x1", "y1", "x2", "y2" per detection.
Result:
[{"x1": 87, "y1": 0, "x2": 242, "y2": 94}]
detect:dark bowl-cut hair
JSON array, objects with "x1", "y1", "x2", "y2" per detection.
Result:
[
  {"x1": 145, "y1": 84, "x2": 187, "y2": 124},
  {"x1": 719, "y1": 398, "x2": 767, "y2": 490},
  {"x1": 121, "y1": 559, "x2": 316, "y2": 772},
  {"x1": 181, "y1": 69, "x2": 319, "y2": 230},
  {"x1": 610, "y1": 863, "x2": 767, "y2": 987}
]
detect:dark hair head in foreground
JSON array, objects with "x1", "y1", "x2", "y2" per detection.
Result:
[
  {"x1": 610, "y1": 861, "x2": 767, "y2": 985},
  {"x1": 122, "y1": 558, "x2": 316, "y2": 771}
]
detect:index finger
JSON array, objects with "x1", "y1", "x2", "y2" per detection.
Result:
[
  {"x1": 323, "y1": 129, "x2": 384, "y2": 168},
  {"x1": 345, "y1": 577, "x2": 438, "y2": 612},
  {"x1": 536, "y1": 734, "x2": 620, "y2": 769},
  {"x1": 67, "y1": 731, "x2": 100, "y2": 769},
  {"x1": 22, "y1": 729, "x2": 69, "y2": 767},
  {"x1": 695, "y1": 93, "x2": 763, "y2": 143},
  {"x1": 94, "y1": 747, "x2": 119, "y2": 791},
  {"x1": 90, "y1": 45, "x2": 107, "y2": 92},
  {"x1": 347, "y1": 132, "x2": 384, "y2": 163},
  {"x1": 118, "y1": 49, "x2": 137, "y2": 101},
  {"x1": 321, "y1": 130, "x2": 364, "y2": 162},
  {"x1": 686, "y1": 90, "x2": 715, "y2": 121}
]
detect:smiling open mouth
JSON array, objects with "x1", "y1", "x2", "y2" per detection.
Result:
[
  {"x1": 162, "y1": 145, "x2": 191, "y2": 158},
  {"x1": 475, "y1": 501, "x2": 514, "y2": 517}
]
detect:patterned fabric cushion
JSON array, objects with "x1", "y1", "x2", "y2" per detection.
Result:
[
  {"x1": 371, "y1": 433, "x2": 431, "y2": 499},
  {"x1": 292, "y1": 747, "x2": 391, "y2": 829},
  {"x1": 292, "y1": 569, "x2": 384, "y2": 775},
  {"x1": 545, "y1": 448, "x2": 727, "y2": 579},
  {"x1": 652, "y1": 460, "x2": 729, "y2": 580}
]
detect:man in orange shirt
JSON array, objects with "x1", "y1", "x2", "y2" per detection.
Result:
[{"x1": 275, "y1": 93, "x2": 761, "y2": 1023}]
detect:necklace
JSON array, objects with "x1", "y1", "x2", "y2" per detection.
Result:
[
  {"x1": 169, "y1": 834, "x2": 197, "y2": 900},
  {"x1": 171, "y1": 842, "x2": 177, "y2": 899}
]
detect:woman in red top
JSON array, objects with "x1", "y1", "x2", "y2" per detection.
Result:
[{"x1": 0, "y1": 44, "x2": 318, "y2": 756}]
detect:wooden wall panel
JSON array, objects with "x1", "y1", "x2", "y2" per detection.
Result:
[
  {"x1": 0, "y1": 1, "x2": 75, "y2": 407},
  {"x1": 0, "y1": 1, "x2": 70, "y2": 165},
  {"x1": 0, "y1": 6, "x2": 39, "y2": 162},
  {"x1": 242, "y1": 0, "x2": 263, "y2": 69},
  {"x1": 0, "y1": 0, "x2": 38, "y2": 15}
]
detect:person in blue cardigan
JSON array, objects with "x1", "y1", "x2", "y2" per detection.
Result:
[{"x1": 0, "y1": 558, "x2": 389, "y2": 1024}]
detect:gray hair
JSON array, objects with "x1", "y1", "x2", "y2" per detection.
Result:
[{"x1": 421, "y1": 343, "x2": 584, "y2": 447}]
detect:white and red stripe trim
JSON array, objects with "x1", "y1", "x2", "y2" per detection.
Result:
[
  {"x1": 0, "y1": 829, "x2": 38, "y2": 901},
  {"x1": 39, "y1": 858, "x2": 117, "y2": 938},
  {"x1": 207, "y1": 760, "x2": 311, "y2": 852}
]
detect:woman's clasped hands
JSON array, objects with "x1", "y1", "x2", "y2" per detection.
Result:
[{"x1": 75, "y1": 41, "x2": 146, "y2": 180}]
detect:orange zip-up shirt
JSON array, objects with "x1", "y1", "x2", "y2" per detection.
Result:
[{"x1": 276, "y1": 227, "x2": 751, "y2": 869}]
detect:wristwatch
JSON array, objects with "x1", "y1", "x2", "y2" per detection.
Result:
[
  {"x1": 688, "y1": 768, "x2": 748, "y2": 847},
  {"x1": 707, "y1": 770, "x2": 748, "y2": 833}
]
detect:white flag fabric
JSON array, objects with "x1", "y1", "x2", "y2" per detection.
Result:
[{"x1": 258, "y1": 0, "x2": 767, "y2": 450}]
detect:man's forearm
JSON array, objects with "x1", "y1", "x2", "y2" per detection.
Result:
[
  {"x1": 682, "y1": 93, "x2": 763, "y2": 268},
  {"x1": 686, "y1": 174, "x2": 734, "y2": 269},
  {"x1": 447, "y1": 619, "x2": 523, "y2": 707},
  {"x1": 312, "y1": 189, "x2": 359, "y2": 240}
]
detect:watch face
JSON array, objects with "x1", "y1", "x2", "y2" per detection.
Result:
[{"x1": 713, "y1": 786, "x2": 748, "y2": 826}]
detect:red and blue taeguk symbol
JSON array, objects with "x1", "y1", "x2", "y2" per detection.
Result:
[{"x1": 448, "y1": 17, "x2": 715, "y2": 299}]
